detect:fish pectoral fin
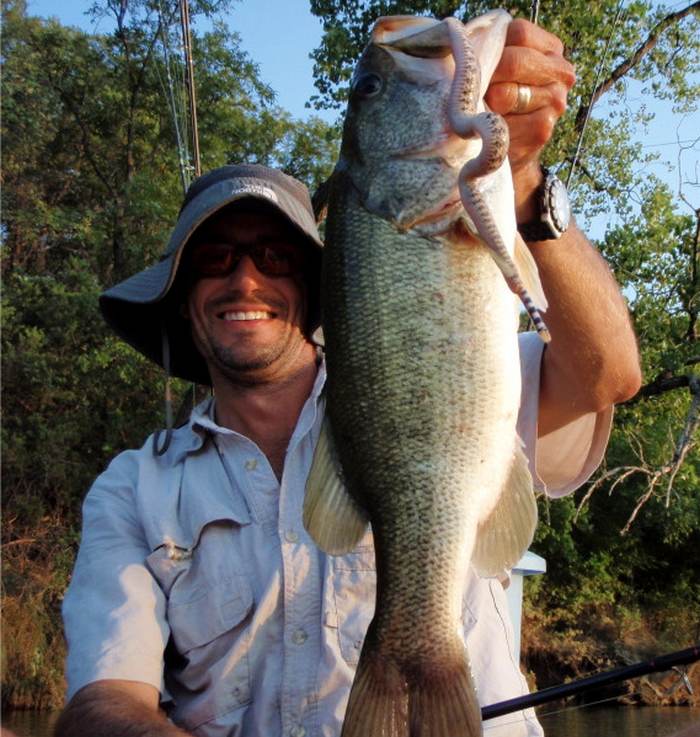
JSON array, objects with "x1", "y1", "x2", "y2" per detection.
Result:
[
  {"x1": 472, "y1": 440, "x2": 538, "y2": 577},
  {"x1": 303, "y1": 417, "x2": 369, "y2": 555},
  {"x1": 515, "y1": 232, "x2": 548, "y2": 311}
]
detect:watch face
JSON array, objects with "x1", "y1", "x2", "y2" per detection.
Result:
[
  {"x1": 548, "y1": 176, "x2": 571, "y2": 233},
  {"x1": 517, "y1": 170, "x2": 571, "y2": 241}
]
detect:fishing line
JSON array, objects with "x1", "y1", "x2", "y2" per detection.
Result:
[
  {"x1": 537, "y1": 692, "x2": 630, "y2": 718},
  {"x1": 566, "y1": 0, "x2": 627, "y2": 189},
  {"x1": 641, "y1": 138, "x2": 699, "y2": 148},
  {"x1": 483, "y1": 689, "x2": 680, "y2": 732},
  {"x1": 156, "y1": 0, "x2": 192, "y2": 193},
  {"x1": 482, "y1": 689, "x2": 622, "y2": 731},
  {"x1": 179, "y1": 0, "x2": 202, "y2": 178}
]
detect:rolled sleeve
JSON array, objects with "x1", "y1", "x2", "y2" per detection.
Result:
[
  {"x1": 517, "y1": 332, "x2": 614, "y2": 497},
  {"x1": 62, "y1": 450, "x2": 169, "y2": 701}
]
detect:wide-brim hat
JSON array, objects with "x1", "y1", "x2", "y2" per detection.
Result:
[{"x1": 99, "y1": 164, "x2": 324, "y2": 386}]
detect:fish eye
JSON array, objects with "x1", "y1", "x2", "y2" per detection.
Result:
[{"x1": 352, "y1": 73, "x2": 383, "y2": 98}]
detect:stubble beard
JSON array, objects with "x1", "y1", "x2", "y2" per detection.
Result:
[
  {"x1": 211, "y1": 339, "x2": 287, "y2": 386},
  {"x1": 192, "y1": 284, "x2": 311, "y2": 388},
  {"x1": 206, "y1": 318, "x2": 313, "y2": 388}
]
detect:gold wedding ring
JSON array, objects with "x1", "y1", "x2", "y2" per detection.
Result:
[{"x1": 514, "y1": 83, "x2": 532, "y2": 113}]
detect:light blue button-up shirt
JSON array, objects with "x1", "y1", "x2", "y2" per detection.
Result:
[{"x1": 62, "y1": 335, "x2": 612, "y2": 737}]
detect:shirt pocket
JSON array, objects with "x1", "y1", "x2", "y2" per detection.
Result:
[
  {"x1": 168, "y1": 573, "x2": 254, "y2": 729},
  {"x1": 167, "y1": 573, "x2": 253, "y2": 653},
  {"x1": 324, "y1": 530, "x2": 377, "y2": 666},
  {"x1": 146, "y1": 521, "x2": 254, "y2": 724}
]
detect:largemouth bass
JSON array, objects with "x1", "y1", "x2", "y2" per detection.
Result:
[{"x1": 304, "y1": 10, "x2": 545, "y2": 736}]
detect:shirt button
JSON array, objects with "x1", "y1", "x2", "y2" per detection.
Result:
[
  {"x1": 285, "y1": 530, "x2": 299, "y2": 543},
  {"x1": 244, "y1": 459, "x2": 258, "y2": 471},
  {"x1": 290, "y1": 726, "x2": 306, "y2": 737},
  {"x1": 292, "y1": 628, "x2": 308, "y2": 645}
]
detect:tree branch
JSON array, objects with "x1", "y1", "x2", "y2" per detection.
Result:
[
  {"x1": 623, "y1": 372, "x2": 690, "y2": 403},
  {"x1": 574, "y1": 2, "x2": 700, "y2": 133},
  {"x1": 582, "y1": 374, "x2": 699, "y2": 533},
  {"x1": 663, "y1": 374, "x2": 700, "y2": 505}
]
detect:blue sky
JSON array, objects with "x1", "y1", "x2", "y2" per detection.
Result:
[
  {"x1": 22, "y1": 0, "x2": 700, "y2": 234},
  {"x1": 25, "y1": 0, "x2": 328, "y2": 122}
]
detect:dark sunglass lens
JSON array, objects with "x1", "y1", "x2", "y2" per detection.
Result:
[
  {"x1": 192, "y1": 243, "x2": 236, "y2": 277},
  {"x1": 256, "y1": 244, "x2": 301, "y2": 276}
]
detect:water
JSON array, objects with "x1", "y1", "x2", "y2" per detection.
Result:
[
  {"x1": 538, "y1": 705, "x2": 700, "y2": 737},
  {"x1": 2, "y1": 705, "x2": 699, "y2": 736}
]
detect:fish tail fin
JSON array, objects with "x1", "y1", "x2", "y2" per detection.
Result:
[
  {"x1": 408, "y1": 650, "x2": 483, "y2": 737},
  {"x1": 341, "y1": 642, "x2": 482, "y2": 737},
  {"x1": 341, "y1": 651, "x2": 407, "y2": 737}
]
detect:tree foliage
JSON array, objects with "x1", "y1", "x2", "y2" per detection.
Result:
[{"x1": 1, "y1": 0, "x2": 337, "y2": 708}]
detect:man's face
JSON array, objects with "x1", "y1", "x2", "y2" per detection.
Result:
[{"x1": 186, "y1": 206, "x2": 315, "y2": 386}]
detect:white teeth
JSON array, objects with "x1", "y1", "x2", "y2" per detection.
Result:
[{"x1": 222, "y1": 310, "x2": 271, "y2": 321}]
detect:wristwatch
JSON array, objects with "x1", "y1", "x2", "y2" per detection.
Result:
[{"x1": 517, "y1": 168, "x2": 571, "y2": 242}]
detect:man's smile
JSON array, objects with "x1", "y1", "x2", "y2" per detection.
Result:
[{"x1": 219, "y1": 310, "x2": 277, "y2": 322}]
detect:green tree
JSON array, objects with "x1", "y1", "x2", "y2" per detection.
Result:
[{"x1": 1, "y1": 0, "x2": 338, "y2": 708}]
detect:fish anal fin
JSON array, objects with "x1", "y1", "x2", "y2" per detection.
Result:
[
  {"x1": 472, "y1": 441, "x2": 538, "y2": 577},
  {"x1": 303, "y1": 417, "x2": 368, "y2": 555},
  {"x1": 515, "y1": 232, "x2": 548, "y2": 311}
]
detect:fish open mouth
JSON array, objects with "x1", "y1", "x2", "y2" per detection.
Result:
[
  {"x1": 393, "y1": 129, "x2": 475, "y2": 167},
  {"x1": 409, "y1": 193, "x2": 462, "y2": 225}
]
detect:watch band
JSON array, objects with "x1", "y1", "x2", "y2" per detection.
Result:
[{"x1": 518, "y1": 217, "x2": 559, "y2": 243}]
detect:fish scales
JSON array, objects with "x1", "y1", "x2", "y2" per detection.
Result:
[
  {"x1": 303, "y1": 10, "x2": 540, "y2": 736},
  {"x1": 323, "y1": 172, "x2": 520, "y2": 649}
]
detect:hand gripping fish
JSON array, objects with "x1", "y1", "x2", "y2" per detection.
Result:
[{"x1": 304, "y1": 10, "x2": 544, "y2": 737}]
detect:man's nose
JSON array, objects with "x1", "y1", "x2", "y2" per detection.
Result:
[{"x1": 226, "y1": 253, "x2": 263, "y2": 288}]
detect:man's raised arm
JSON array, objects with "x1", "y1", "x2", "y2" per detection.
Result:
[{"x1": 487, "y1": 19, "x2": 642, "y2": 435}]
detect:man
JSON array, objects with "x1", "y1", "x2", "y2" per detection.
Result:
[{"x1": 55, "y1": 19, "x2": 641, "y2": 737}]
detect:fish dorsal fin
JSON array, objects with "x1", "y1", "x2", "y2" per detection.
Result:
[
  {"x1": 303, "y1": 417, "x2": 369, "y2": 555},
  {"x1": 472, "y1": 441, "x2": 538, "y2": 577},
  {"x1": 515, "y1": 232, "x2": 548, "y2": 311}
]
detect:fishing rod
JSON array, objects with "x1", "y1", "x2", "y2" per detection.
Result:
[
  {"x1": 179, "y1": 0, "x2": 201, "y2": 179},
  {"x1": 482, "y1": 644, "x2": 699, "y2": 721}
]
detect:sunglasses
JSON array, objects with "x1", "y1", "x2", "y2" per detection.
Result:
[{"x1": 188, "y1": 240, "x2": 307, "y2": 279}]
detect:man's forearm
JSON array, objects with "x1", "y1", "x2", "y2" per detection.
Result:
[
  {"x1": 485, "y1": 19, "x2": 640, "y2": 432},
  {"x1": 54, "y1": 681, "x2": 192, "y2": 737},
  {"x1": 528, "y1": 219, "x2": 641, "y2": 434}
]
